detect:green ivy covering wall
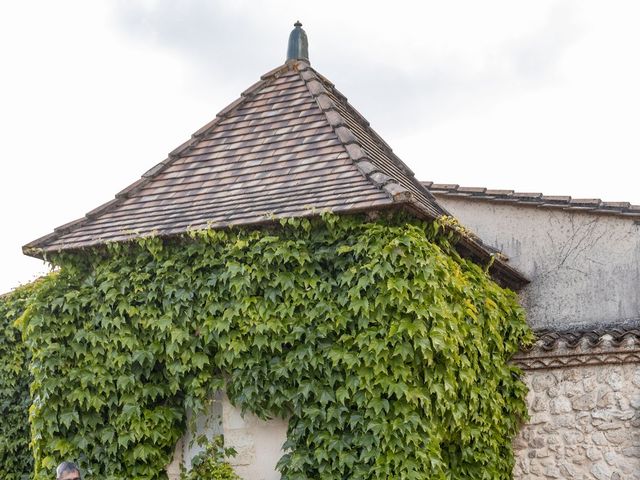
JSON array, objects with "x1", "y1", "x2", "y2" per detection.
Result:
[
  {"x1": 18, "y1": 214, "x2": 531, "y2": 479},
  {"x1": 0, "y1": 282, "x2": 37, "y2": 480}
]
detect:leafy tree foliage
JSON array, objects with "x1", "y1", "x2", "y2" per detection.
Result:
[
  {"x1": 18, "y1": 214, "x2": 531, "y2": 479},
  {"x1": 0, "y1": 282, "x2": 38, "y2": 480}
]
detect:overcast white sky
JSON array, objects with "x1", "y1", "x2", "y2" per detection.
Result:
[{"x1": 1, "y1": 0, "x2": 639, "y2": 293}]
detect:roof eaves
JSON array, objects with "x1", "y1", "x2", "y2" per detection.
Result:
[
  {"x1": 28, "y1": 203, "x2": 409, "y2": 257},
  {"x1": 513, "y1": 320, "x2": 640, "y2": 369}
]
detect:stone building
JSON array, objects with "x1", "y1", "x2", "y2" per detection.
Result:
[
  {"x1": 166, "y1": 187, "x2": 640, "y2": 480},
  {"x1": 428, "y1": 184, "x2": 640, "y2": 479},
  {"x1": 24, "y1": 23, "x2": 639, "y2": 479}
]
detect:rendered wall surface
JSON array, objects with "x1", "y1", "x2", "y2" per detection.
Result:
[{"x1": 434, "y1": 196, "x2": 640, "y2": 330}]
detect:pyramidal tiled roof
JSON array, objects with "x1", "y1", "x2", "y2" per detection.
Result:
[
  {"x1": 25, "y1": 61, "x2": 441, "y2": 251},
  {"x1": 23, "y1": 59, "x2": 527, "y2": 289}
]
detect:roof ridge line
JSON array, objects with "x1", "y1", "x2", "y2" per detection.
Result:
[
  {"x1": 293, "y1": 69, "x2": 528, "y2": 288},
  {"x1": 307, "y1": 68, "x2": 444, "y2": 207},
  {"x1": 296, "y1": 65, "x2": 411, "y2": 203},
  {"x1": 425, "y1": 181, "x2": 640, "y2": 219},
  {"x1": 23, "y1": 68, "x2": 289, "y2": 256}
]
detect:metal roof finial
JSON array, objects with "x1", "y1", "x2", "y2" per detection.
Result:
[{"x1": 286, "y1": 20, "x2": 309, "y2": 63}]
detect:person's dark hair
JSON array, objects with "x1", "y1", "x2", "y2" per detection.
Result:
[{"x1": 56, "y1": 462, "x2": 81, "y2": 480}]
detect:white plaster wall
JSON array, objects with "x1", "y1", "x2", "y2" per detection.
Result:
[
  {"x1": 167, "y1": 393, "x2": 288, "y2": 480},
  {"x1": 435, "y1": 197, "x2": 640, "y2": 329}
]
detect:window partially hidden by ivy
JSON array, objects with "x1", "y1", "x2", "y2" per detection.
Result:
[
  {"x1": 16, "y1": 214, "x2": 532, "y2": 479},
  {"x1": 180, "y1": 435, "x2": 239, "y2": 480}
]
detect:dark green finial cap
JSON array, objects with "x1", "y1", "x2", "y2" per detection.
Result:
[{"x1": 286, "y1": 21, "x2": 309, "y2": 63}]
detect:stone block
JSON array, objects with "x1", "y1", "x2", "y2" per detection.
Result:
[
  {"x1": 562, "y1": 430, "x2": 584, "y2": 445},
  {"x1": 614, "y1": 391, "x2": 631, "y2": 410},
  {"x1": 558, "y1": 461, "x2": 579, "y2": 478},
  {"x1": 586, "y1": 447, "x2": 602, "y2": 461},
  {"x1": 604, "y1": 428, "x2": 630, "y2": 445},
  {"x1": 531, "y1": 436, "x2": 546, "y2": 448},
  {"x1": 550, "y1": 397, "x2": 572, "y2": 414},
  {"x1": 548, "y1": 385, "x2": 562, "y2": 398},
  {"x1": 224, "y1": 405, "x2": 248, "y2": 430},
  {"x1": 597, "y1": 390, "x2": 617, "y2": 408},
  {"x1": 605, "y1": 368, "x2": 625, "y2": 391},
  {"x1": 591, "y1": 462, "x2": 613, "y2": 480},
  {"x1": 529, "y1": 411, "x2": 552, "y2": 425},
  {"x1": 224, "y1": 430, "x2": 255, "y2": 466},
  {"x1": 532, "y1": 395, "x2": 550, "y2": 412},
  {"x1": 583, "y1": 374, "x2": 599, "y2": 393},
  {"x1": 546, "y1": 433, "x2": 562, "y2": 445},
  {"x1": 556, "y1": 413, "x2": 577, "y2": 428},
  {"x1": 561, "y1": 368, "x2": 582, "y2": 382},
  {"x1": 529, "y1": 461, "x2": 544, "y2": 475},
  {"x1": 592, "y1": 431, "x2": 608, "y2": 446},
  {"x1": 595, "y1": 421, "x2": 623, "y2": 431},
  {"x1": 543, "y1": 464, "x2": 561, "y2": 478},
  {"x1": 592, "y1": 408, "x2": 634, "y2": 422},
  {"x1": 575, "y1": 411, "x2": 593, "y2": 432},
  {"x1": 513, "y1": 435, "x2": 528, "y2": 450},
  {"x1": 622, "y1": 446, "x2": 640, "y2": 457},
  {"x1": 565, "y1": 381, "x2": 584, "y2": 398},
  {"x1": 532, "y1": 372, "x2": 558, "y2": 393},
  {"x1": 572, "y1": 392, "x2": 597, "y2": 411},
  {"x1": 604, "y1": 451, "x2": 621, "y2": 465}
]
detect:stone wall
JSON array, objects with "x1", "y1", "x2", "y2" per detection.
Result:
[
  {"x1": 514, "y1": 363, "x2": 640, "y2": 479},
  {"x1": 220, "y1": 394, "x2": 288, "y2": 480},
  {"x1": 434, "y1": 193, "x2": 640, "y2": 477},
  {"x1": 512, "y1": 326, "x2": 640, "y2": 479}
]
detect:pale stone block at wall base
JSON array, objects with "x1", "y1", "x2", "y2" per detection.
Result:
[
  {"x1": 166, "y1": 392, "x2": 288, "y2": 480},
  {"x1": 166, "y1": 396, "x2": 224, "y2": 480},
  {"x1": 222, "y1": 394, "x2": 288, "y2": 479}
]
